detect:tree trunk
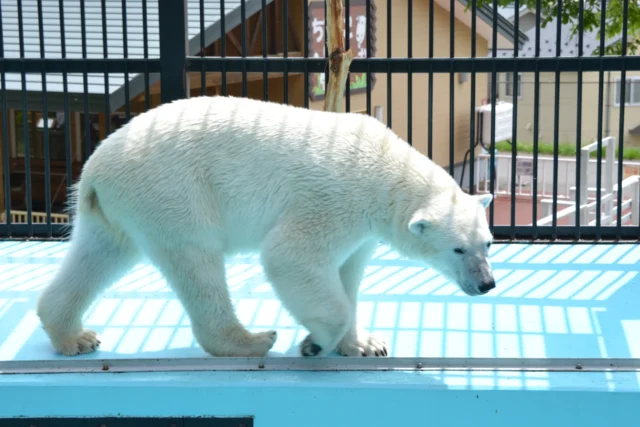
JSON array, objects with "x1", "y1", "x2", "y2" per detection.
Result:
[{"x1": 323, "y1": 0, "x2": 354, "y2": 112}]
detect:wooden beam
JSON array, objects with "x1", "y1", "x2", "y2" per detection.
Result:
[
  {"x1": 249, "y1": 12, "x2": 263, "y2": 55},
  {"x1": 71, "y1": 112, "x2": 82, "y2": 162},
  {"x1": 127, "y1": 93, "x2": 162, "y2": 114},
  {"x1": 270, "y1": 1, "x2": 277, "y2": 54},
  {"x1": 287, "y1": 13, "x2": 301, "y2": 52},
  {"x1": 227, "y1": 31, "x2": 242, "y2": 53},
  {"x1": 98, "y1": 113, "x2": 107, "y2": 141}
]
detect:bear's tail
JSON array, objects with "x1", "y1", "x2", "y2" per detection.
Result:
[{"x1": 64, "y1": 178, "x2": 127, "y2": 246}]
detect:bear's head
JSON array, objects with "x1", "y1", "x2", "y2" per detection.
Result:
[{"x1": 401, "y1": 189, "x2": 496, "y2": 297}]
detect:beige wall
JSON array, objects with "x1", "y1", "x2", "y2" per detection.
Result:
[
  {"x1": 498, "y1": 70, "x2": 640, "y2": 149},
  {"x1": 306, "y1": 0, "x2": 490, "y2": 168}
]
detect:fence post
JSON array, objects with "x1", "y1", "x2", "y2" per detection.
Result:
[
  {"x1": 604, "y1": 137, "x2": 616, "y2": 224},
  {"x1": 633, "y1": 178, "x2": 640, "y2": 227},
  {"x1": 158, "y1": 0, "x2": 189, "y2": 104},
  {"x1": 579, "y1": 147, "x2": 590, "y2": 225}
]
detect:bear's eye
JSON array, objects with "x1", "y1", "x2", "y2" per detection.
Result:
[
  {"x1": 454, "y1": 248, "x2": 465, "y2": 255},
  {"x1": 487, "y1": 242, "x2": 492, "y2": 248}
]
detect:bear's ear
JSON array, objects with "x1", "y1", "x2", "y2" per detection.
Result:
[
  {"x1": 476, "y1": 193, "x2": 493, "y2": 209},
  {"x1": 408, "y1": 211, "x2": 431, "y2": 236}
]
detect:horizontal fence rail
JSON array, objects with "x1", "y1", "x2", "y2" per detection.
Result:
[
  {"x1": 182, "y1": 56, "x2": 640, "y2": 74},
  {"x1": 0, "y1": 0, "x2": 638, "y2": 242}
]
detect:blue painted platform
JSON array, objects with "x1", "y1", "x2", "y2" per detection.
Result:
[{"x1": 0, "y1": 241, "x2": 639, "y2": 426}]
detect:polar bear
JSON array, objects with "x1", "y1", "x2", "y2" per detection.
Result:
[{"x1": 36, "y1": 95, "x2": 495, "y2": 359}]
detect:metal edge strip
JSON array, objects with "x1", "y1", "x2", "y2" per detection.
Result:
[{"x1": 1, "y1": 357, "x2": 639, "y2": 375}]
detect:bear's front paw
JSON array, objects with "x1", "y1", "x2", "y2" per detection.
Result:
[
  {"x1": 51, "y1": 329, "x2": 101, "y2": 356},
  {"x1": 337, "y1": 331, "x2": 388, "y2": 357}
]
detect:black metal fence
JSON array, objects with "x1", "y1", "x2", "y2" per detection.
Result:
[{"x1": 0, "y1": 0, "x2": 638, "y2": 242}]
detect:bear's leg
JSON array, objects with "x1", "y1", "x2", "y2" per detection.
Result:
[
  {"x1": 336, "y1": 240, "x2": 389, "y2": 357},
  {"x1": 36, "y1": 215, "x2": 140, "y2": 356},
  {"x1": 261, "y1": 226, "x2": 353, "y2": 357},
  {"x1": 149, "y1": 243, "x2": 277, "y2": 357}
]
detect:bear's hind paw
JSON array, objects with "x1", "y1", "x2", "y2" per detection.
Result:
[{"x1": 337, "y1": 332, "x2": 388, "y2": 357}]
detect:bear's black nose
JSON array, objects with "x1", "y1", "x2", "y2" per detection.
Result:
[{"x1": 479, "y1": 279, "x2": 496, "y2": 294}]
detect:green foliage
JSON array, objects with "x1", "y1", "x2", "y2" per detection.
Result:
[
  {"x1": 353, "y1": 74, "x2": 367, "y2": 89},
  {"x1": 494, "y1": 140, "x2": 640, "y2": 160},
  {"x1": 473, "y1": 0, "x2": 639, "y2": 55}
]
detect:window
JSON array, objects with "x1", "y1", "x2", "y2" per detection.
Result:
[
  {"x1": 614, "y1": 77, "x2": 640, "y2": 107},
  {"x1": 505, "y1": 72, "x2": 522, "y2": 98}
]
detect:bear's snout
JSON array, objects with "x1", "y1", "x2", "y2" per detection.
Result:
[{"x1": 478, "y1": 279, "x2": 496, "y2": 294}]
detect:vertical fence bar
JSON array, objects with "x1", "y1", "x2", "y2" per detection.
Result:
[
  {"x1": 80, "y1": 0, "x2": 93, "y2": 163},
  {"x1": 366, "y1": 0, "x2": 371, "y2": 116},
  {"x1": 489, "y1": 0, "x2": 498, "y2": 229},
  {"x1": 427, "y1": 0, "x2": 434, "y2": 159},
  {"x1": 101, "y1": 0, "x2": 111, "y2": 136},
  {"x1": 510, "y1": 0, "x2": 520, "y2": 239},
  {"x1": 468, "y1": 0, "x2": 476, "y2": 196},
  {"x1": 241, "y1": 0, "x2": 248, "y2": 98},
  {"x1": 17, "y1": 0, "x2": 33, "y2": 235},
  {"x1": 575, "y1": 0, "x2": 584, "y2": 238},
  {"x1": 58, "y1": 0, "x2": 72, "y2": 225},
  {"x1": 344, "y1": 0, "x2": 351, "y2": 113},
  {"x1": 159, "y1": 0, "x2": 188, "y2": 104},
  {"x1": 80, "y1": 0, "x2": 91, "y2": 162},
  {"x1": 0, "y1": 1, "x2": 11, "y2": 233},
  {"x1": 323, "y1": 4, "x2": 328, "y2": 101},
  {"x1": 551, "y1": 0, "x2": 562, "y2": 237},
  {"x1": 595, "y1": 0, "x2": 607, "y2": 237},
  {"x1": 344, "y1": 0, "x2": 350, "y2": 112},
  {"x1": 283, "y1": 0, "x2": 289, "y2": 104},
  {"x1": 122, "y1": 0, "x2": 131, "y2": 121},
  {"x1": 532, "y1": 0, "x2": 541, "y2": 237},
  {"x1": 37, "y1": 0, "x2": 52, "y2": 234},
  {"x1": 142, "y1": 0, "x2": 150, "y2": 111},
  {"x1": 220, "y1": 0, "x2": 227, "y2": 96},
  {"x1": 304, "y1": 0, "x2": 310, "y2": 109},
  {"x1": 617, "y1": 0, "x2": 629, "y2": 234},
  {"x1": 386, "y1": 0, "x2": 391, "y2": 127},
  {"x1": 448, "y1": 0, "x2": 454, "y2": 176},
  {"x1": 262, "y1": 0, "x2": 268, "y2": 100},
  {"x1": 200, "y1": 0, "x2": 206, "y2": 96},
  {"x1": 407, "y1": 0, "x2": 412, "y2": 145}
]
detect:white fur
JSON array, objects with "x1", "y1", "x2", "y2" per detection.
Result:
[{"x1": 36, "y1": 95, "x2": 495, "y2": 358}]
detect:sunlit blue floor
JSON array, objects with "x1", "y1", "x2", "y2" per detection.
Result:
[
  {"x1": 0, "y1": 241, "x2": 639, "y2": 425},
  {"x1": 1, "y1": 241, "x2": 639, "y2": 362}
]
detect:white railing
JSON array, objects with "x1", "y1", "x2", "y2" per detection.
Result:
[
  {"x1": 0, "y1": 210, "x2": 69, "y2": 224},
  {"x1": 472, "y1": 137, "x2": 640, "y2": 227},
  {"x1": 536, "y1": 137, "x2": 639, "y2": 227},
  {"x1": 537, "y1": 175, "x2": 640, "y2": 226},
  {"x1": 473, "y1": 147, "x2": 640, "y2": 200}
]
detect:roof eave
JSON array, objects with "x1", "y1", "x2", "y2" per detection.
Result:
[
  {"x1": 478, "y1": 4, "x2": 529, "y2": 49},
  {"x1": 457, "y1": 0, "x2": 529, "y2": 49},
  {"x1": 109, "y1": 0, "x2": 276, "y2": 112}
]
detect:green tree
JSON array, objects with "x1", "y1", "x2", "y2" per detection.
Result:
[{"x1": 474, "y1": 0, "x2": 640, "y2": 55}]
